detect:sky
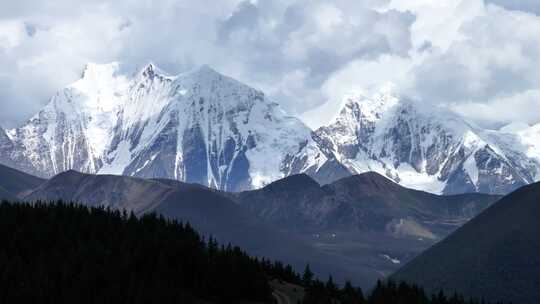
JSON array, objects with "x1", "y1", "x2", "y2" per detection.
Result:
[{"x1": 1, "y1": 0, "x2": 540, "y2": 129}]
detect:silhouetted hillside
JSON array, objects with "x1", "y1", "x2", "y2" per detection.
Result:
[
  {"x1": 393, "y1": 182, "x2": 540, "y2": 304},
  {"x1": 234, "y1": 172, "x2": 499, "y2": 235}
]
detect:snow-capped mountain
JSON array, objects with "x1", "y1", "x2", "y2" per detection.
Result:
[
  {"x1": 1, "y1": 62, "x2": 326, "y2": 191},
  {"x1": 2, "y1": 63, "x2": 540, "y2": 194},
  {"x1": 310, "y1": 85, "x2": 540, "y2": 194},
  {"x1": 0, "y1": 126, "x2": 36, "y2": 176}
]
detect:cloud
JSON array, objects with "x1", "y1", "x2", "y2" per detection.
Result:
[
  {"x1": 300, "y1": 55, "x2": 414, "y2": 128},
  {"x1": 0, "y1": 0, "x2": 414, "y2": 128},
  {"x1": 304, "y1": 0, "x2": 540, "y2": 129},
  {"x1": 486, "y1": 0, "x2": 540, "y2": 15},
  {"x1": 451, "y1": 90, "x2": 540, "y2": 127},
  {"x1": 401, "y1": 3, "x2": 540, "y2": 127},
  {"x1": 2, "y1": 0, "x2": 540, "y2": 131},
  {"x1": 214, "y1": 0, "x2": 415, "y2": 114},
  {"x1": 0, "y1": 0, "x2": 240, "y2": 127},
  {"x1": 411, "y1": 4, "x2": 540, "y2": 102}
]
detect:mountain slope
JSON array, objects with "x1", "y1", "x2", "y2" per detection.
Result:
[
  {"x1": 233, "y1": 172, "x2": 499, "y2": 236},
  {"x1": 21, "y1": 170, "x2": 366, "y2": 286},
  {"x1": 23, "y1": 170, "x2": 298, "y2": 246},
  {"x1": 0, "y1": 163, "x2": 44, "y2": 199},
  {"x1": 0, "y1": 187, "x2": 13, "y2": 201},
  {"x1": 0, "y1": 126, "x2": 37, "y2": 176},
  {"x1": 392, "y1": 182, "x2": 540, "y2": 304},
  {"x1": 307, "y1": 86, "x2": 540, "y2": 195}
]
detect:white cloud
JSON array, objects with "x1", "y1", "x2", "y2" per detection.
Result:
[
  {"x1": 414, "y1": 4, "x2": 540, "y2": 94},
  {"x1": 406, "y1": 3, "x2": 540, "y2": 128},
  {"x1": 302, "y1": 55, "x2": 413, "y2": 128},
  {"x1": 486, "y1": 0, "x2": 540, "y2": 15},
  {"x1": 0, "y1": 0, "x2": 415, "y2": 128},
  {"x1": 2, "y1": 0, "x2": 540, "y2": 132},
  {"x1": 215, "y1": 0, "x2": 415, "y2": 114},
  {"x1": 305, "y1": 0, "x2": 540, "y2": 128},
  {"x1": 387, "y1": 0, "x2": 485, "y2": 52},
  {"x1": 0, "y1": 21, "x2": 26, "y2": 49},
  {"x1": 451, "y1": 90, "x2": 540, "y2": 128}
]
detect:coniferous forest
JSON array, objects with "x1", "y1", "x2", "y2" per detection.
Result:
[
  {"x1": 302, "y1": 278, "x2": 506, "y2": 304},
  {"x1": 0, "y1": 201, "x2": 506, "y2": 304},
  {"x1": 0, "y1": 201, "x2": 274, "y2": 303}
]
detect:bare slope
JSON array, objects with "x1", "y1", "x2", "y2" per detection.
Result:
[{"x1": 393, "y1": 182, "x2": 540, "y2": 304}]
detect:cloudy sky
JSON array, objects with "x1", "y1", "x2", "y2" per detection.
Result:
[{"x1": 1, "y1": 0, "x2": 540, "y2": 129}]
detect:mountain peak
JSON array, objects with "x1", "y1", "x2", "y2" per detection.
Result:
[
  {"x1": 33, "y1": 170, "x2": 90, "y2": 191},
  {"x1": 334, "y1": 83, "x2": 399, "y2": 124},
  {"x1": 335, "y1": 171, "x2": 398, "y2": 188},
  {"x1": 141, "y1": 62, "x2": 155, "y2": 76},
  {"x1": 325, "y1": 171, "x2": 410, "y2": 198},
  {"x1": 185, "y1": 64, "x2": 224, "y2": 81},
  {"x1": 137, "y1": 62, "x2": 172, "y2": 79},
  {"x1": 263, "y1": 174, "x2": 320, "y2": 192}
]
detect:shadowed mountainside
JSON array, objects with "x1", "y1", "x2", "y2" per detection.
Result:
[
  {"x1": 21, "y1": 170, "x2": 365, "y2": 286},
  {"x1": 392, "y1": 181, "x2": 540, "y2": 304},
  {"x1": 0, "y1": 164, "x2": 45, "y2": 200},
  {"x1": 232, "y1": 172, "x2": 499, "y2": 237}
]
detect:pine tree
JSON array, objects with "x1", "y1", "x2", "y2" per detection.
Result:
[
  {"x1": 341, "y1": 280, "x2": 365, "y2": 304},
  {"x1": 326, "y1": 275, "x2": 338, "y2": 297},
  {"x1": 302, "y1": 264, "x2": 314, "y2": 287}
]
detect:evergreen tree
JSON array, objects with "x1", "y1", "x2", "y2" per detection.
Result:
[
  {"x1": 341, "y1": 280, "x2": 365, "y2": 304},
  {"x1": 302, "y1": 264, "x2": 314, "y2": 287},
  {"x1": 325, "y1": 275, "x2": 338, "y2": 297}
]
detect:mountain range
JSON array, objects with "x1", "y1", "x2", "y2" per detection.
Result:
[
  {"x1": 0, "y1": 162, "x2": 499, "y2": 289},
  {"x1": 2, "y1": 62, "x2": 540, "y2": 195},
  {"x1": 231, "y1": 172, "x2": 497, "y2": 237}
]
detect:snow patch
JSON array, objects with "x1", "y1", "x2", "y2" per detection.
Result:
[
  {"x1": 380, "y1": 254, "x2": 401, "y2": 264},
  {"x1": 394, "y1": 164, "x2": 447, "y2": 194}
]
